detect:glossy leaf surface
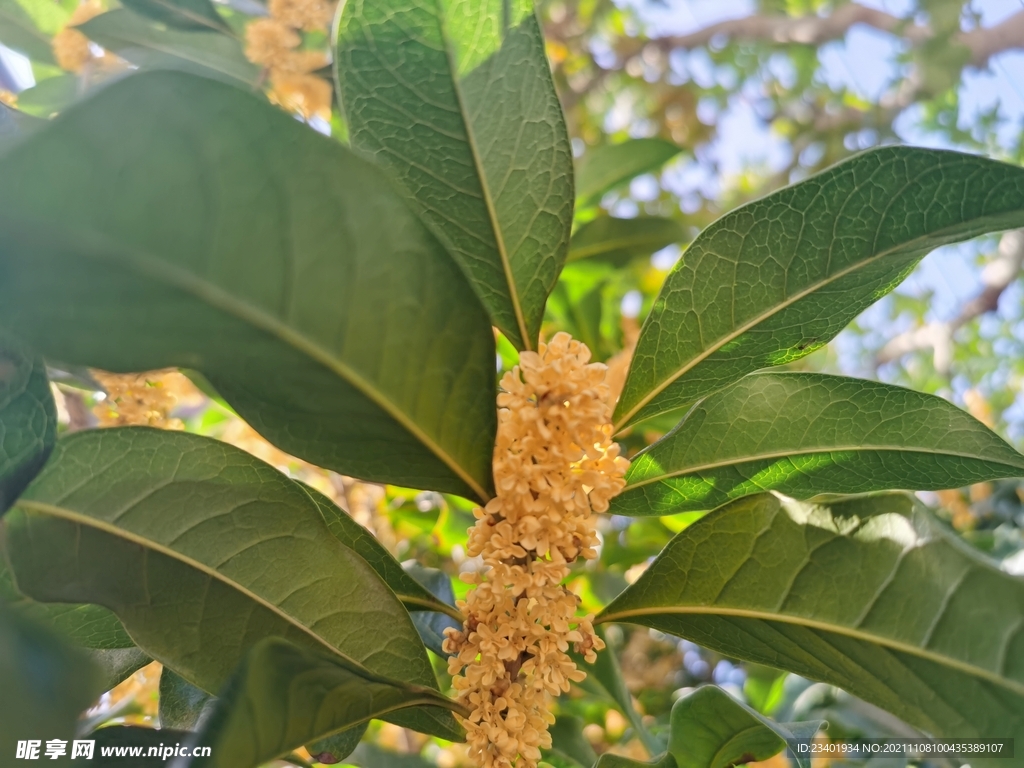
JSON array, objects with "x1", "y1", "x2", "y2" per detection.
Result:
[
  {"x1": 615, "y1": 147, "x2": 1024, "y2": 429},
  {"x1": 176, "y1": 638, "x2": 462, "y2": 768},
  {"x1": 0, "y1": 71, "x2": 497, "y2": 500},
  {"x1": 0, "y1": 336, "x2": 56, "y2": 514},
  {"x1": 668, "y1": 685, "x2": 821, "y2": 768},
  {"x1": 336, "y1": 0, "x2": 574, "y2": 350},
  {"x1": 4, "y1": 429, "x2": 452, "y2": 737},
  {"x1": 601, "y1": 493, "x2": 1024, "y2": 744},
  {"x1": 614, "y1": 372, "x2": 1024, "y2": 516}
]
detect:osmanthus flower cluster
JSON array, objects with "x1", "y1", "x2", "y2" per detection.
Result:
[
  {"x1": 443, "y1": 332, "x2": 630, "y2": 768},
  {"x1": 244, "y1": 0, "x2": 336, "y2": 120}
]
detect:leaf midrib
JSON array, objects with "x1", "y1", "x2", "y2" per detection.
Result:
[
  {"x1": 623, "y1": 445, "x2": 1024, "y2": 491},
  {"x1": 15, "y1": 222, "x2": 490, "y2": 501},
  {"x1": 432, "y1": 0, "x2": 531, "y2": 350},
  {"x1": 613, "y1": 217, "x2": 1009, "y2": 432},
  {"x1": 597, "y1": 605, "x2": 1024, "y2": 697}
]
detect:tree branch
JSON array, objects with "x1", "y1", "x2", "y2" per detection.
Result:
[
  {"x1": 875, "y1": 229, "x2": 1024, "y2": 375},
  {"x1": 650, "y1": 4, "x2": 1024, "y2": 69}
]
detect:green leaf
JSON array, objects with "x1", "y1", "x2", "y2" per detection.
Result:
[
  {"x1": 78, "y1": 10, "x2": 258, "y2": 87},
  {"x1": 160, "y1": 668, "x2": 214, "y2": 731},
  {"x1": 0, "y1": 70, "x2": 497, "y2": 501},
  {"x1": 119, "y1": 0, "x2": 230, "y2": 32},
  {"x1": 0, "y1": 0, "x2": 66, "y2": 64},
  {"x1": 614, "y1": 147, "x2": 1024, "y2": 430},
  {"x1": 402, "y1": 562, "x2": 461, "y2": 657},
  {"x1": 91, "y1": 648, "x2": 152, "y2": 691},
  {"x1": 613, "y1": 372, "x2": 1024, "y2": 516},
  {"x1": 545, "y1": 715, "x2": 597, "y2": 768},
  {"x1": 12, "y1": 73, "x2": 80, "y2": 118},
  {"x1": 568, "y1": 216, "x2": 685, "y2": 266},
  {"x1": 575, "y1": 139, "x2": 682, "y2": 204},
  {"x1": 179, "y1": 637, "x2": 463, "y2": 768},
  {"x1": 0, "y1": 335, "x2": 56, "y2": 514},
  {"x1": 1, "y1": 560, "x2": 133, "y2": 649},
  {"x1": 336, "y1": 0, "x2": 574, "y2": 351},
  {"x1": 544, "y1": 261, "x2": 615, "y2": 360},
  {"x1": 594, "y1": 755, "x2": 675, "y2": 768},
  {"x1": 309, "y1": 485, "x2": 457, "y2": 617},
  {"x1": 307, "y1": 724, "x2": 369, "y2": 766},
  {"x1": 79, "y1": 726, "x2": 195, "y2": 766},
  {"x1": 668, "y1": 685, "x2": 822, "y2": 768},
  {"x1": 4, "y1": 428, "x2": 455, "y2": 738},
  {"x1": 347, "y1": 741, "x2": 436, "y2": 768},
  {"x1": 0, "y1": 101, "x2": 43, "y2": 151},
  {"x1": 0, "y1": 601, "x2": 103, "y2": 759},
  {"x1": 600, "y1": 493, "x2": 1024, "y2": 745},
  {"x1": 570, "y1": 627, "x2": 660, "y2": 755}
]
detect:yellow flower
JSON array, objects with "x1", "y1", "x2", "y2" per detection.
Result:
[
  {"x1": 268, "y1": 0, "x2": 334, "y2": 32},
  {"x1": 52, "y1": 0, "x2": 104, "y2": 73},
  {"x1": 443, "y1": 333, "x2": 629, "y2": 768}
]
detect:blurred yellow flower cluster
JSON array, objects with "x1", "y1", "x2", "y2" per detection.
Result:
[
  {"x1": 51, "y1": 0, "x2": 104, "y2": 73},
  {"x1": 91, "y1": 370, "x2": 198, "y2": 429},
  {"x1": 443, "y1": 332, "x2": 629, "y2": 768},
  {"x1": 244, "y1": 0, "x2": 335, "y2": 120}
]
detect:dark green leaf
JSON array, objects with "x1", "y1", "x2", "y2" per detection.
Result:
[
  {"x1": 0, "y1": 601, "x2": 103, "y2": 759},
  {"x1": 613, "y1": 372, "x2": 1024, "y2": 516},
  {"x1": 309, "y1": 485, "x2": 457, "y2": 617},
  {"x1": 78, "y1": 10, "x2": 258, "y2": 87},
  {"x1": 600, "y1": 493, "x2": 1024, "y2": 745},
  {"x1": 119, "y1": 0, "x2": 229, "y2": 32},
  {"x1": 668, "y1": 685, "x2": 822, "y2": 768},
  {"x1": 0, "y1": 70, "x2": 497, "y2": 501},
  {"x1": 4, "y1": 428, "x2": 457, "y2": 738},
  {"x1": 594, "y1": 755, "x2": 675, "y2": 768},
  {"x1": 575, "y1": 139, "x2": 682, "y2": 203},
  {"x1": 12, "y1": 73, "x2": 81, "y2": 118},
  {"x1": 615, "y1": 147, "x2": 1024, "y2": 430},
  {"x1": 178, "y1": 638, "x2": 463, "y2": 768},
  {"x1": 1, "y1": 560, "x2": 133, "y2": 649},
  {"x1": 570, "y1": 627, "x2": 659, "y2": 755},
  {"x1": 0, "y1": 101, "x2": 43, "y2": 151},
  {"x1": 545, "y1": 715, "x2": 597, "y2": 768},
  {"x1": 402, "y1": 562, "x2": 460, "y2": 657},
  {"x1": 0, "y1": 0, "x2": 65, "y2": 64},
  {"x1": 91, "y1": 648, "x2": 152, "y2": 691},
  {"x1": 336, "y1": 0, "x2": 574, "y2": 350},
  {"x1": 160, "y1": 668, "x2": 214, "y2": 731},
  {"x1": 0, "y1": 335, "x2": 56, "y2": 514},
  {"x1": 568, "y1": 216, "x2": 685, "y2": 266},
  {"x1": 307, "y1": 723, "x2": 369, "y2": 766}
]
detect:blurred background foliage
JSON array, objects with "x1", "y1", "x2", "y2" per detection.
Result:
[{"x1": 3, "y1": 0, "x2": 1024, "y2": 764}]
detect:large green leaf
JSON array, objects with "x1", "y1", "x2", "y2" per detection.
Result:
[
  {"x1": 92, "y1": 648, "x2": 152, "y2": 691},
  {"x1": 179, "y1": 638, "x2": 463, "y2": 768},
  {"x1": 160, "y1": 668, "x2": 214, "y2": 731},
  {"x1": 0, "y1": 101, "x2": 43, "y2": 151},
  {"x1": 0, "y1": 0, "x2": 65, "y2": 64},
  {"x1": 568, "y1": 216, "x2": 685, "y2": 266},
  {"x1": 614, "y1": 147, "x2": 1024, "y2": 430},
  {"x1": 0, "y1": 70, "x2": 497, "y2": 501},
  {"x1": 336, "y1": 0, "x2": 574, "y2": 350},
  {"x1": 599, "y1": 493, "x2": 1024, "y2": 748},
  {"x1": 0, "y1": 602, "x2": 103, "y2": 759},
  {"x1": 613, "y1": 372, "x2": 1024, "y2": 516},
  {"x1": 308, "y1": 485, "x2": 458, "y2": 617},
  {"x1": 119, "y1": 0, "x2": 230, "y2": 32},
  {"x1": 0, "y1": 335, "x2": 57, "y2": 514},
  {"x1": 575, "y1": 138, "x2": 682, "y2": 204},
  {"x1": 0, "y1": 561, "x2": 133, "y2": 649},
  {"x1": 78, "y1": 10, "x2": 258, "y2": 88},
  {"x1": 3, "y1": 429, "x2": 458, "y2": 738},
  {"x1": 668, "y1": 686, "x2": 822, "y2": 768},
  {"x1": 80, "y1": 726, "x2": 195, "y2": 766}
]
